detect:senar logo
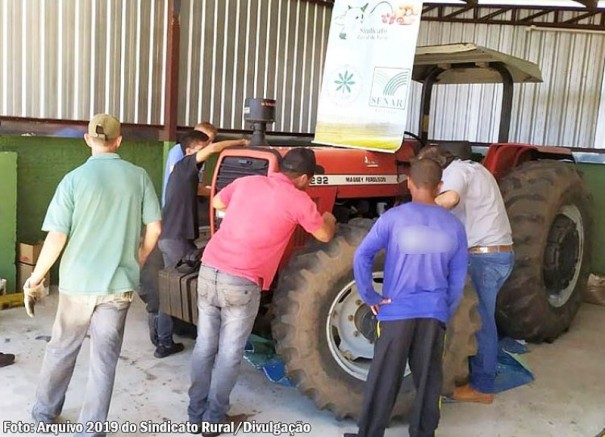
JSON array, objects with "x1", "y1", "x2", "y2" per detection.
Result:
[{"x1": 369, "y1": 67, "x2": 411, "y2": 110}]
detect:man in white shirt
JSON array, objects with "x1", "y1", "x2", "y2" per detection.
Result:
[{"x1": 418, "y1": 146, "x2": 515, "y2": 404}]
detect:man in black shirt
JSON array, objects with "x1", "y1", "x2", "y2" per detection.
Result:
[{"x1": 155, "y1": 130, "x2": 248, "y2": 358}]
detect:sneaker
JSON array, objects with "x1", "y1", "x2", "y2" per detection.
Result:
[
  {"x1": 154, "y1": 342, "x2": 184, "y2": 359},
  {"x1": 452, "y1": 384, "x2": 494, "y2": 404},
  {"x1": 0, "y1": 352, "x2": 15, "y2": 367}
]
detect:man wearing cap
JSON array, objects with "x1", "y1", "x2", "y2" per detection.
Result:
[
  {"x1": 25, "y1": 114, "x2": 162, "y2": 433},
  {"x1": 188, "y1": 148, "x2": 337, "y2": 434},
  {"x1": 418, "y1": 146, "x2": 514, "y2": 404}
]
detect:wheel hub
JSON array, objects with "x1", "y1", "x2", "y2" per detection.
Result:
[
  {"x1": 326, "y1": 277, "x2": 379, "y2": 380},
  {"x1": 543, "y1": 205, "x2": 584, "y2": 308},
  {"x1": 354, "y1": 304, "x2": 377, "y2": 343},
  {"x1": 326, "y1": 273, "x2": 411, "y2": 381}
]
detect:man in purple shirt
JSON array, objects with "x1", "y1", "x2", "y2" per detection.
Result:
[{"x1": 346, "y1": 158, "x2": 468, "y2": 437}]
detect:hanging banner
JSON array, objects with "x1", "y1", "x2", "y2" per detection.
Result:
[{"x1": 314, "y1": 0, "x2": 424, "y2": 153}]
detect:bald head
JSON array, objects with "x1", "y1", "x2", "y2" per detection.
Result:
[{"x1": 409, "y1": 158, "x2": 443, "y2": 191}]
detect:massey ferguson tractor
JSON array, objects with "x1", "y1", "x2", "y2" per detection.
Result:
[{"x1": 160, "y1": 43, "x2": 592, "y2": 420}]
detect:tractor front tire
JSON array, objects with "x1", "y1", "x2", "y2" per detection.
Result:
[
  {"x1": 498, "y1": 161, "x2": 592, "y2": 342},
  {"x1": 272, "y1": 219, "x2": 478, "y2": 420}
]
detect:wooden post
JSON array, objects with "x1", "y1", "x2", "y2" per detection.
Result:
[{"x1": 161, "y1": 0, "x2": 181, "y2": 141}]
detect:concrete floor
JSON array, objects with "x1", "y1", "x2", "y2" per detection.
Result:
[{"x1": 0, "y1": 292, "x2": 604, "y2": 437}]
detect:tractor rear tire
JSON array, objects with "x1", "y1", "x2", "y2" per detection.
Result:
[
  {"x1": 498, "y1": 161, "x2": 592, "y2": 342},
  {"x1": 272, "y1": 219, "x2": 479, "y2": 420}
]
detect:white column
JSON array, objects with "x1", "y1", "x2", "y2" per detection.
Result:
[{"x1": 594, "y1": 61, "x2": 605, "y2": 148}]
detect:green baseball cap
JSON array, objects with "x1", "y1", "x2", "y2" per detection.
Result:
[{"x1": 88, "y1": 114, "x2": 121, "y2": 141}]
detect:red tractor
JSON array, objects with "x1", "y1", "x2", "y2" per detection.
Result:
[{"x1": 161, "y1": 43, "x2": 592, "y2": 419}]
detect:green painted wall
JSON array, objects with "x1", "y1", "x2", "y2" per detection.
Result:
[
  {"x1": 0, "y1": 152, "x2": 17, "y2": 292},
  {"x1": 578, "y1": 163, "x2": 605, "y2": 275},
  {"x1": 0, "y1": 136, "x2": 164, "y2": 285}
]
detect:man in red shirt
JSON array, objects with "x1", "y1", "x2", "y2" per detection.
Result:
[{"x1": 188, "y1": 148, "x2": 336, "y2": 435}]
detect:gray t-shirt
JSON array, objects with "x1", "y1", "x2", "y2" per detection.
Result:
[{"x1": 441, "y1": 159, "x2": 512, "y2": 247}]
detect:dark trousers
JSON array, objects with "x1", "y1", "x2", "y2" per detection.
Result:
[
  {"x1": 138, "y1": 247, "x2": 165, "y2": 346},
  {"x1": 357, "y1": 318, "x2": 445, "y2": 437}
]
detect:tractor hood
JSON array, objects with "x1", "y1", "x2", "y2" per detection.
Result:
[{"x1": 413, "y1": 43, "x2": 543, "y2": 84}]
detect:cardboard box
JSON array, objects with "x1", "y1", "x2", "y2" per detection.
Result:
[
  {"x1": 17, "y1": 262, "x2": 49, "y2": 293},
  {"x1": 18, "y1": 241, "x2": 43, "y2": 264}
]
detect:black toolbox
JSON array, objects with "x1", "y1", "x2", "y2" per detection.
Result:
[{"x1": 159, "y1": 267, "x2": 198, "y2": 324}]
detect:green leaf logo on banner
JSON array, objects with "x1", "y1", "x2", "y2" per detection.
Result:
[{"x1": 335, "y1": 71, "x2": 356, "y2": 94}]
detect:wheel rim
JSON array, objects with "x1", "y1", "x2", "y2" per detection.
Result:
[
  {"x1": 543, "y1": 204, "x2": 584, "y2": 308},
  {"x1": 326, "y1": 273, "x2": 410, "y2": 381}
]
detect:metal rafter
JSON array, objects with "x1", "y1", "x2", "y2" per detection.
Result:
[
  {"x1": 575, "y1": 0, "x2": 598, "y2": 9},
  {"x1": 422, "y1": 4, "x2": 605, "y2": 30},
  {"x1": 438, "y1": 0, "x2": 599, "y2": 9},
  {"x1": 313, "y1": 0, "x2": 597, "y2": 8},
  {"x1": 312, "y1": 1, "x2": 604, "y2": 30}
]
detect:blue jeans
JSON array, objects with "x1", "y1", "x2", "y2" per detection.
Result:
[
  {"x1": 32, "y1": 292, "x2": 132, "y2": 437},
  {"x1": 468, "y1": 252, "x2": 514, "y2": 393},
  {"x1": 188, "y1": 264, "x2": 261, "y2": 424}
]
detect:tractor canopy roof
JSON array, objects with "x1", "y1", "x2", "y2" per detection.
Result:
[{"x1": 413, "y1": 43, "x2": 543, "y2": 85}]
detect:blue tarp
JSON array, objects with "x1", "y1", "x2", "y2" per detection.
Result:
[
  {"x1": 244, "y1": 334, "x2": 293, "y2": 387},
  {"x1": 244, "y1": 335, "x2": 534, "y2": 392},
  {"x1": 493, "y1": 337, "x2": 534, "y2": 393}
]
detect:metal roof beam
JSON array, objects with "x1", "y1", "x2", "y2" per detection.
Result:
[
  {"x1": 320, "y1": 1, "x2": 601, "y2": 11},
  {"x1": 442, "y1": 5, "x2": 475, "y2": 18},
  {"x1": 564, "y1": 10, "x2": 598, "y2": 22},
  {"x1": 574, "y1": 0, "x2": 598, "y2": 9},
  {"x1": 421, "y1": 4, "x2": 605, "y2": 30}
]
